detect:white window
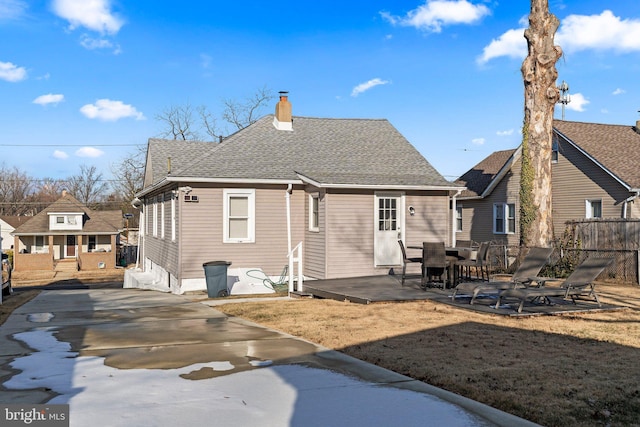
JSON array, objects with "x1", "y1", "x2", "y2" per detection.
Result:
[
  {"x1": 455, "y1": 206, "x2": 463, "y2": 232},
  {"x1": 309, "y1": 194, "x2": 319, "y2": 232},
  {"x1": 494, "y1": 203, "x2": 516, "y2": 234},
  {"x1": 586, "y1": 199, "x2": 602, "y2": 218},
  {"x1": 56, "y1": 216, "x2": 64, "y2": 224},
  {"x1": 171, "y1": 195, "x2": 176, "y2": 241},
  {"x1": 160, "y1": 194, "x2": 165, "y2": 239},
  {"x1": 552, "y1": 135, "x2": 559, "y2": 163},
  {"x1": 223, "y1": 189, "x2": 255, "y2": 243},
  {"x1": 152, "y1": 197, "x2": 158, "y2": 237}
]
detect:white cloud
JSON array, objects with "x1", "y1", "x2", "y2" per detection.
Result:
[
  {"x1": 53, "y1": 150, "x2": 69, "y2": 159},
  {"x1": 0, "y1": 61, "x2": 27, "y2": 82},
  {"x1": 565, "y1": 93, "x2": 589, "y2": 112},
  {"x1": 557, "y1": 11, "x2": 640, "y2": 53},
  {"x1": 351, "y1": 78, "x2": 390, "y2": 97},
  {"x1": 79, "y1": 34, "x2": 120, "y2": 53},
  {"x1": 477, "y1": 27, "x2": 526, "y2": 64},
  {"x1": 75, "y1": 147, "x2": 105, "y2": 158},
  {"x1": 51, "y1": 0, "x2": 123, "y2": 34},
  {"x1": 496, "y1": 129, "x2": 514, "y2": 136},
  {"x1": 0, "y1": 0, "x2": 27, "y2": 20},
  {"x1": 80, "y1": 99, "x2": 145, "y2": 121},
  {"x1": 471, "y1": 137, "x2": 485, "y2": 145},
  {"x1": 612, "y1": 88, "x2": 626, "y2": 95},
  {"x1": 33, "y1": 93, "x2": 64, "y2": 106},
  {"x1": 382, "y1": 0, "x2": 490, "y2": 33},
  {"x1": 479, "y1": 10, "x2": 640, "y2": 64}
]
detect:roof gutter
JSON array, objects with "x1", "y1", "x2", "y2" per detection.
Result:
[
  {"x1": 296, "y1": 173, "x2": 463, "y2": 191},
  {"x1": 135, "y1": 177, "x2": 303, "y2": 198}
]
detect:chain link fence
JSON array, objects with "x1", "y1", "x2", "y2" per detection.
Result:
[{"x1": 487, "y1": 243, "x2": 638, "y2": 285}]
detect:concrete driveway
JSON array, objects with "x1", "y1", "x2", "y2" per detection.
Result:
[{"x1": 0, "y1": 287, "x2": 538, "y2": 426}]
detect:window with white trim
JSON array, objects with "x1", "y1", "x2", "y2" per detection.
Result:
[
  {"x1": 223, "y1": 189, "x2": 255, "y2": 243},
  {"x1": 455, "y1": 206, "x2": 463, "y2": 232},
  {"x1": 171, "y1": 195, "x2": 176, "y2": 241},
  {"x1": 586, "y1": 199, "x2": 602, "y2": 218},
  {"x1": 309, "y1": 194, "x2": 319, "y2": 232},
  {"x1": 152, "y1": 197, "x2": 158, "y2": 237},
  {"x1": 494, "y1": 203, "x2": 516, "y2": 234},
  {"x1": 160, "y1": 194, "x2": 165, "y2": 239},
  {"x1": 34, "y1": 236, "x2": 45, "y2": 252},
  {"x1": 552, "y1": 135, "x2": 559, "y2": 163},
  {"x1": 88, "y1": 235, "x2": 96, "y2": 252}
]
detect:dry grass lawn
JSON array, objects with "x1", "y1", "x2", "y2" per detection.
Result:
[{"x1": 217, "y1": 282, "x2": 640, "y2": 427}]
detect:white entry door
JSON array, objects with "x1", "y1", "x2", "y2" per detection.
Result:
[{"x1": 374, "y1": 193, "x2": 404, "y2": 266}]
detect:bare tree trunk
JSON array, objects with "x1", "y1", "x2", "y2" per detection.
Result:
[{"x1": 520, "y1": 0, "x2": 562, "y2": 248}]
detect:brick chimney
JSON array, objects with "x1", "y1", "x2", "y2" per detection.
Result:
[
  {"x1": 273, "y1": 91, "x2": 292, "y2": 131},
  {"x1": 635, "y1": 119, "x2": 640, "y2": 135}
]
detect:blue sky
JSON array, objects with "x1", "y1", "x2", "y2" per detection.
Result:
[{"x1": 1, "y1": 0, "x2": 639, "y2": 182}]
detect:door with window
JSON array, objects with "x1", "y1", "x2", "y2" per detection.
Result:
[
  {"x1": 66, "y1": 235, "x2": 76, "y2": 257},
  {"x1": 374, "y1": 193, "x2": 404, "y2": 266}
]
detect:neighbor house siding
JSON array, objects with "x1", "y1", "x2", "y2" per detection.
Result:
[
  {"x1": 172, "y1": 184, "x2": 304, "y2": 281},
  {"x1": 304, "y1": 187, "x2": 326, "y2": 279},
  {"x1": 552, "y1": 138, "x2": 630, "y2": 236}
]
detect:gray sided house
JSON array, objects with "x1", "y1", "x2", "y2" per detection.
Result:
[
  {"x1": 455, "y1": 119, "x2": 640, "y2": 245},
  {"x1": 11, "y1": 192, "x2": 123, "y2": 272},
  {"x1": 135, "y1": 94, "x2": 462, "y2": 294}
]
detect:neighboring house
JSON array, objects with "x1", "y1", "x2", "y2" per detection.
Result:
[
  {"x1": 0, "y1": 216, "x2": 30, "y2": 252},
  {"x1": 134, "y1": 93, "x2": 462, "y2": 294},
  {"x1": 11, "y1": 192, "x2": 123, "y2": 272},
  {"x1": 455, "y1": 119, "x2": 640, "y2": 244}
]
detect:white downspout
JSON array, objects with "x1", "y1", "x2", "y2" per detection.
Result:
[
  {"x1": 623, "y1": 191, "x2": 640, "y2": 218},
  {"x1": 286, "y1": 184, "x2": 293, "y2": 292},
  {"x1": 451, "y1": 189, "x2": 463, "y2": 246}
]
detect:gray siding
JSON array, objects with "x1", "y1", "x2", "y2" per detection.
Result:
[
  {"x1": 325, "y1": 190, "x2": 450, "y2": 279},
  {"x1": 458, "y1": 161, "x2": 521, "y2": 246},
  {"x1": 176, "y1": 184, "x2": 304, "y2": 280},
  {"x1": 552, "y1": 139, "x2": 630, "y2": 235},
  {"x1": 143, "y1": 191, "x2": 179, "y2": 278}
]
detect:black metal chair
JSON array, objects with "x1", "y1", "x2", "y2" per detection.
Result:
[
  {"x1": 457, "y1": 241, "x2": 490, "y2": 281},
  {"x1": 398, "y1": 240, "x2": 421, "y2": 286},
  {"x1": 421, "y1": 242, "x2": 450, "y2": 289}
]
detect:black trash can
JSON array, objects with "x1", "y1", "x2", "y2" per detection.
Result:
[{"x1": 203, "y1": 261, "x2": 232, "y2": 298}]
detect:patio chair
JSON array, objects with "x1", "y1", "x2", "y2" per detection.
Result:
[
  {"x1": 494, "y1": 256, "x2": 613, "y2": 313},
  {"x1": 398, "y1": 240, "x2": 421, "y2": 286},
  {"x1": 452, "y1": 246, "x2": 553, "y2": 305},
  {"x1": 456, "y1": 241, "x2": 490, "y2": 282},
  {"x1": 421, "y1": 241, "x2": 450, "y2": 289}
]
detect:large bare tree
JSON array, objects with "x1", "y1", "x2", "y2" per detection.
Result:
[
  {"x1": 0, "y1": 164, "x2": 33, "y2": 216},
  {"x1": 66, "y1": 165, "x2": 108, "y2": 206},
  {"x1": 519, "y1": 0, "x2": 562, "y2": 247},
  {"x1": 155, "y1": 86, "x2": 275, "y2": 141}
]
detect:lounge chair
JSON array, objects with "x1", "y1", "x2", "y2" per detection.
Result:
[
  {"x1": 494, "y1": 256, "x2": 613, "y2": 313},
  {"x1": 452, "y1": 246, "x2": 554, "y2": 305}
]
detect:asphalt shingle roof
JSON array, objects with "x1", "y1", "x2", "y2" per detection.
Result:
[
  {"x1": 146, "y1": 115, "x2": 456, "y2": 188},
  {"x1": 12, "y1": 193, "x2": 122, "y2": 235},
  {"x1": 554, "y1": 120, "x2": 640, "y2": 189},
  {"x1": 455, "y1": 149, "x2": 517, "y2": 198}
]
